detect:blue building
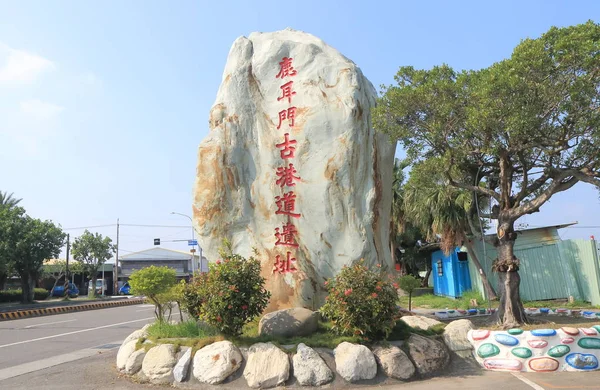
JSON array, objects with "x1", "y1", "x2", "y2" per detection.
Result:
[{"x1": 431, "y1": 248, "x2": 472, "y2": 298}]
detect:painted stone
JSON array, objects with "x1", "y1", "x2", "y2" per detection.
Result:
[
  {"x1": 468, "y1": 309, "x2": 477, "y2": 315},
  {"x1": 578, "y1": 338, "x2": 600, "y2": 349},
  {"x1": 477, "y1": 343, "x2": 500, "y2": 359},
  {"x1": 547, "y1": 345, "x2": 570, "y2": 358},
  {"x1": 561, "y1": 327, "x2": 579, "y2": 336},
  {"x1": 530, "y1": 329, "x2": 556, "y2": 337},
  {"x1": 583, "y1": 311, "x2": 596, "y2": 319},
  {"x1": 562, "y1": 337, "x2": 575, "y2": 344},
  {"x1": 483, "y1": 359, "x2": 522, "y2": 371},
  {"x1": 581, "y1": 328, "x2": 598, "y2": 336},
  {"x1": 457, "y1": 310, "x2": 467, "y2": 315},
  {"x1": 507, "y1": 328, "x2": 523, "y2": 335},
  {"x1": 528, "y1": 357, "x2": 559, "y2": 372},
  {"x1": 478, "y1": 309, "x2": 486, "y2": 314},
  {"x1": 494, "y1": 334, "x2": 519, "y2": 346},
  {"x1": 528, "y1": 340, "x2": 548, "y2": 349},
  {"x1": 565, "y1": 353, "x2": 599, "y2": 370},
  {"x1": 540, "y1": 308, "x2": 550, "y2": 314},
  {"x1": 448, "y1": 310, "x2": 455, "y2": 314},
  {"x1": 471, "y1": 330, "x2": 490, "y2": 341},
  {"x1": 593, "y1": 325, "x2": 600, "y2": 334},
  {"x1": 511, "y1": 347, "x2": 532, "y2": 359}
]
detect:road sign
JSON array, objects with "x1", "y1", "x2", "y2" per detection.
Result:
[
  {"x1": 190, "y1": 249, "x2": 196, "y2": 253},
  {"x1": 154, "y1": 238, "x2": 160, "y2": 245},
  {"x1": 188, "y1": 240, "x2": 198, "y2": 246}
]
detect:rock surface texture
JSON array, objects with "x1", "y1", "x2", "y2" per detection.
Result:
[
  {"x1": 141, "y1": 344, "x2": 178, "y2": 385},
  {"x1": 292, "y1": 343, "x2": 334, "y2": 386},
  {"x1": 116, "y1": 340, "x2": 138, "y2": 372},
  {"x1": 407, "y1": 334, "x2": 450, "y2": 376},
  {"x1": 400, "y1": 315, "x2": 443, "y2": 331},
  {"x1": 173, "y1": 348, "x2": 192, "y2": 383},
  {"x1": 443, "y1": 319, "x2": 474, "y2": 357},
  {"x1": 372, "y1": 344, "x2": 415, "y2": 380},
  {"x1": 193, "y1": 341, "x2": 243, "y2": 384},
  {"x1": 243, "y1": 342, "x2": 290, "y2": 388},
  {"x1": 124, "y1": 349, "x2": 146, "y2": 375},
  {"x1": 193, "y1": 28, "x2": 395, "y2": 310},
  {"x1": 258, "y1": 307, "x2": 319, "y2": 337},
  {"x1": 334, "y1": 342, "x2": 377, "y2": 382}
]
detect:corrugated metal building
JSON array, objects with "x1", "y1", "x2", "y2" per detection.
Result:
[{"x1": 118, "y1": 247, "x2": 208, "y2": 281}]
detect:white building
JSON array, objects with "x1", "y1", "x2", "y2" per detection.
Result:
[{"x1": 118, "y1": 247, "x2": 208, "y2": 281}]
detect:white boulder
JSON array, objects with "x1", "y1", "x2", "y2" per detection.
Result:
[
  {"x1": 372, "y1": 344, "x2": 415, "y2": 380},
  {"x1": 400, "y1": 315, "x2": 443, "y2": 331},
  {"x1": 333, "y1": 342, "x2": 377, "y2": 382},
  {"x1": 141, "y1": 344, "x2": 177, "y2": 384},
  {"x1": 406, "y1": 334, "x2": 450, "y2": 376},
  {"x1": 243, "y1": 342, "x2": 290, "y2": 388},
  {"x1": 116, "y1": 340, "x2": 138, "y2": 372},
  {"x1": 173, "y1": 347, "x2": 192, "y2": 382},
  {"x1": 292, "y1": 343, "x2": 333, "y2": 386},
  {"x1": 193, "y1": 341, "x2": 243, "y2": 384},
  {"x1": 124, "y1": 349, "x2": 146, "y2": 375},
  {"x1": 192, "y1": 28, "x2": 395, "y2": 310},
  {"x1": 443, "y1": 319, "x2": 475, "y2": 356}
]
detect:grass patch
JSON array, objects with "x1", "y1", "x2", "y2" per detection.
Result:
[
  {"x1": 523, "y1": 299, "x2": 597, "y2": 309},
  {"x1": 147, "y1": 320, "x2": 219, "y2": 339}
]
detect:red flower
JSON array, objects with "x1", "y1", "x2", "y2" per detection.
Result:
[
  {"x1": 324, "y1": 281, "x2": 329, "y2": 286},
  {"x1": 344, "y1": 288, "x2": 353, "y2": 296},
  {"x1": 228, "y1": 305, "x2": 233, "y2": 309},
  {"x1": 216, "y1": 315, "x2": 222, "y2": 322},
  {"x1": 371, "y1": 293, "x2": 378, "y2": 298},
  {"x1": 376, "y1": 263, "x2": 382, "y2": 268},
  {"x1": 393, "y1": 283, "x2": 399, "y2": 289},
  {"x1": 216, "y1": 260, "x2": 221, "y2": 265},
  {"x1": 241, "y1": 305, "x2": 248, "y2": 310},
  {"x1": 376, "y1": 286, "x2": 382, "y2": 291}
]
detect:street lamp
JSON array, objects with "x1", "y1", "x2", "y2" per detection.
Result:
[{"x1": 170, "y1": 212, "x2": 201, "y2": 275}]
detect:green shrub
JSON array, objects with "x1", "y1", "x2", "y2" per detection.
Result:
[
  {"x1": 398, "y1": 275, "x2": 421, "y2": 311},
  {"x1": 147, "y1": 320, "x2": 219, "y2": 339},
  {"x1": 460, "y1": 290, "x2": 484, "y2": 309},
  {"x1": 182, "y1": 241, "x2": 271, "y2": 336},
  {"x1": 129, "y1": 266, "x2": 177, "y2": 321},
  {"x1": 0, "y1": 288, "x2": 49, "y2": 303},
  {"x1": 319, "y1": 260, "x2": 398, "y2": 340}
]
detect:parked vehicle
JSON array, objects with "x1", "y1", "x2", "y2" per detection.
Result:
[
  {"x1": 51, "y1": 283, "x2": 79, "y2": 298},
  {"x1": 118, "y1": 282, "x2": 131, "y2": 295},
  {"x1": 89, "y1": 279, "x2": 108, "y2": 295}
]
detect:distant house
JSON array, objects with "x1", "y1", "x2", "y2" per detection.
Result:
[
  {"x1": 430, "y1": 223, "x2": 600, "y2": 305},
  {"x1": 118, "y1": 247, "x2": 208, "y2": 283}
]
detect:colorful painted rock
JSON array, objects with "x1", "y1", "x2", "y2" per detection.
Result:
[
  {"x1": 468, "y1": 309, "x2": 478, "y2": 315},
  {"x1": 495, "y1": 334, "x2": 519, "y2": 346},
  {"x1": 578, "y1": 337, "x2": 600, "y2": 349},
  {"x1": 478, "y1": 343, "x2": 500, "y2": 358},
  {"x1": 528, "y1": 339, "x2": 548, "y2": 348},
  {"x1": 562, "y1": 337, "x2": 575, "y2": 344},
  {"x1": 540, "y1": 308, "x2": 550, "y2": 314},
  {"x1": 483, "y1": 358, "x2": 522, "y2": 371},
  {"x1": 548, "y1": 345, "x2": 570, "y2": 358},
  {"x1": 593, "y1": 325, "x2": 600, "y2": 334},
  {"x1": 581, "y1": 328, "x2": 598, "y2": 336},
  {"x1": 528, "y1": 357, "x2": 559, "y2": 372},
  {"x1": 571, "y1": 310, "x2": 581, "y2": 316},
  {"x1": 508, "y1": 328, "x2": 523, "y2": 335},
  {"x1": 478, "y1": 309, "x2": 486, "y2": 314},
  {"x1": 472, "y1": 330, "x2": 490, "y2": 341},
  {"x1": 565, "y1": 353, "x2": 599, "y2": 370},
  {"x1": 457, "y1": 309, "x2": 467, "y2": 315},
  {"x1": 511, "y1": 347, "x2": 532, "y2": 359},
  {"x1": 561, "y1": 327, "x2": 579, "y2": 336},
  {"x1": 531, "y1": 329, "x2": 557, "y2": 337},
  {"x1": 583, "y1": 311, "x2": 596, "y2": 318}
]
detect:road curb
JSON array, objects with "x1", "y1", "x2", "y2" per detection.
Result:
[{"x1": 0, "y1": 298, "x2": 146, "y2": 321}]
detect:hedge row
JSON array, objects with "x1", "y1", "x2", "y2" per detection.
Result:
[{"x1": 0, "y1": 288, "x2": 50, "y2": 303}]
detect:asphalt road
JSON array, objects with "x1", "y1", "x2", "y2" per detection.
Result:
[{"x1": 0, "y1": 302, "x2": 154, "y2": 380}]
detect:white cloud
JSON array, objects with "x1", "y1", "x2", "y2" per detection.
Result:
[
  {"x1": 20, "y1": 99, "x2": 64, "y2": 119},
  {"x1": 0, "y1": 43, "x2": 55, "y2": 83}
]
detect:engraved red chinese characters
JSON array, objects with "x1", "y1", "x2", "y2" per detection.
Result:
[
  {"x1": 275, "y1": 163, "x2": 300, "y2": 187},
  {"x1": 274, "y1": 222, "x2": 299, "y2": 247},
  {"x1": 275, "y1": 57, "x2": 297, "y2": 79},
  {"x1": 273, "y1": 252, "x2": 297, "y2": 274},
  {"x1": 277, "y1": 107, "x2": 296, "y2": 129},
  {"x1": 276, "y1": 133, "x2": 297, "y2": 159},
  {"x1": 275, "y1": 191, "x2": 301, "y2": 218},
  {"x1": 277, "y1": 81, "x2": 296, "y2": 104}
]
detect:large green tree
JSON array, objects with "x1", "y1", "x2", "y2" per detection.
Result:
[
  {"x1": 374, "y1": 21, "x2": 600, "y2": 328},
  {"x1": 72, "y1": 230, "x2": 115, "y2": 298},
  {"x1": 0, "y1": 191, "x2": 22, "y2": 289},
  {"x1": 0, "y1": 207, "x2": 66, "y2": 303}
]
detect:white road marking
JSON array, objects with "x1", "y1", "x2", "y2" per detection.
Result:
[
  {"x1": 0, "y1": 317, "x2": 154, "y2": 349},
  {"x1": 511, "y1": 372, "x2": 545, "y2": 390},
  {"x1": 24, "y1": 319, "x2": 76, "y2": 329},
  {"x1": 136, "y1": 308, "x2": 155, "y2": 312},
  {"x1": 0, "y1": 340, "x2": 123, "y2": 381}
]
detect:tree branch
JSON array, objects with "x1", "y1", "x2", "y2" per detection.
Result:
[
  {"x1": 510, "y1": 172, "x2": 580, "y2": 219},
  {"x1": 447, "y1": 177, "x2": 501, "y2": 201}
]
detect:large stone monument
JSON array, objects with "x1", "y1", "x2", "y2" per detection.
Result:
[{"x1": 193, "y1": 28, "x2": 395, "y2": 311}]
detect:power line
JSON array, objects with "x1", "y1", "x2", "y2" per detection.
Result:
[
  {"x1": 64, "y1": 223, "x2": 191, "y2": 230},
  {"x1": 63, "y1": 224, "x2": 115, "y2": 230}
]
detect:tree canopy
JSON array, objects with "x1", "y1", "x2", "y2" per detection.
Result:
[
  {"x1": 72, "y1": 230, "x2": 115, "y2": 297},
  {"x1": 374, "y1": 21, "x2": 600, "y2": 328}
]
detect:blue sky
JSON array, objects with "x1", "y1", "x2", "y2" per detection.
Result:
[{"x1": 0, "y1": 0, "x2": 598, "y2": 259}]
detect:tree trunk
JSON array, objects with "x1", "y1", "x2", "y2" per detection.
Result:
[
  {"x1": 20, "y1": 274, "x2": 35, "y2": 304},
  {"x1": 494, "y1": 219, "x2": 527, "y2": 328},
  {"x1": 465, "y1": 241, "x2": 497, "y2": 300},
  {"x1": 421, "y1": 263, "x2": 432, "y2": 288},
  {"x1": 408, "y1": 292, "x2": 412, "y2": 311},
  {"x1": 0, "y1": 273, "x2": 7, "y2": 290},
  {"x1": 90, "y1": 275, "x2": 98, "y2": 298}
]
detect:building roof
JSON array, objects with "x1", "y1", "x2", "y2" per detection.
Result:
[{"x1": 119, "y1": 247, "x2": 199, "y2": 261}]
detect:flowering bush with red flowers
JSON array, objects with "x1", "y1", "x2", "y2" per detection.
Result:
[
  {"x1": 319, "y1": 260, "x2": 398, "y2": 339},
  {"x1": 182, "y1": 240, "x2": 271, "y2": 336}
]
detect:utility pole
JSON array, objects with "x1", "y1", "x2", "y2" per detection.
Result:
[
  {"x1": 64, "y1": 234, "x2": 70, "y2": 296},
  {"x1": 115, "y1": 219, "x2": 120, "y2": 295}
]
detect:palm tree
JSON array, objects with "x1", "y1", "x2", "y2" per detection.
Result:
[
  {"x1": 402, "y1": 159, "x2": 498, "y2": 300},
  {"x1": 0, "y1": 191, "x2": 22, "y2": 210}
]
